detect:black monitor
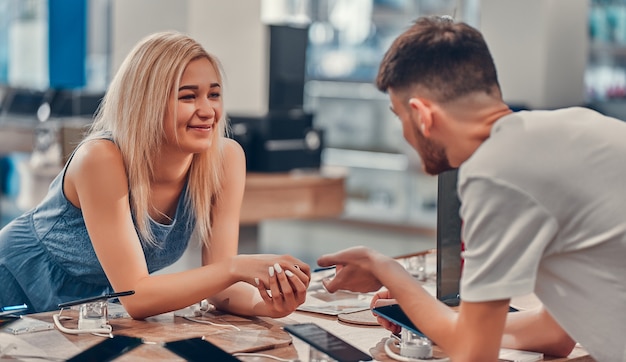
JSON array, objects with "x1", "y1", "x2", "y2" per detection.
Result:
[{"x1": 436, "y1": 169, "x2": 463, "y2": 306}]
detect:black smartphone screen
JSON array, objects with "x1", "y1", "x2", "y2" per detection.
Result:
[
  {"x1": 164, "y1": 337, "x2": 241, "y2": 362},
  {"x1": 372, "y1": 304, "x2": 426, "y2": 338},
  {"x1": 283, "y1": 323, "x2": 372, "y2": 362},
  {"x1": 66, "y1": 335, "x2": 143, "y2": 362}
]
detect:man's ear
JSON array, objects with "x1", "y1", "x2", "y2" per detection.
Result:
[{"x1": 408, "y1": 97, "x2": 433, "y2": 137}]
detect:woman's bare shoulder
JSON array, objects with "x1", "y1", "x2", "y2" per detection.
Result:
[
  {"x1": 64, "y1": 139, "x2": 128, "y2": 207},
  {"x1": 71, "y1": 139, "x2": 124, "y2": 167},
  {"x1": 66, "y1": 139, "x2": 127, "y2": 186},
  {"x1": 222, "y1": 137, "x2": 244, "y2": 155},
  {"x1": 222, "y1": 137, "x2": 245, "y2": 165}
]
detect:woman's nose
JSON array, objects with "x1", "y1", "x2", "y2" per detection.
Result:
[{"x1": 197, "y1": 98, "x2": 216, "y2": 118}]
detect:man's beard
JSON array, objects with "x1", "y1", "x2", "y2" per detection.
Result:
[{"x1": 416, "y1": 129, "x2": 453, "y2": 175}]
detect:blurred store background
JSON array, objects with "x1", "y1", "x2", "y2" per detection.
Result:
[{"x1": 0, "y1": 0, "x2": 619, "y2": 268}]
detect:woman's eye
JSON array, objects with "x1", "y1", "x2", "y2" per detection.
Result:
[
  {"x1": 179, "y1": 94, "x2": 195, "y2": 100},
  {"x1": 209, "y1": 92, "x2": 221, "y2": 99}
]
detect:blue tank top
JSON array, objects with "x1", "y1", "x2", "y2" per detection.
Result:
[{"x1": 0, "y1": 139, "x2": 195, "y2": 312}]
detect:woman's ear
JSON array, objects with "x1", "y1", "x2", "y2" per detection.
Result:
[{"x1": 408, "y1": 97, "x2": 433, "y2": 137}]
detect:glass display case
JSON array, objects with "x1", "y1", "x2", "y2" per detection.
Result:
[
  {"x1": 588, "y1": 0, "x2": 626, "y2": 101},
  {"x1": 587, "y1": 0, "x2": 626, "y2": 119}
]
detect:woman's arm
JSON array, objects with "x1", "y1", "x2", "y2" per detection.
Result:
[
  {"x1": 63, "y1": 140, "x2": 247, "y2": 319},
  {"x1": 319, "y1": 247, "x2": 508, "y2": 361},
  {"x1": 203, "y1": 139, "x2": 310, "y2": 317},
  {"x1": 66, "y1": 139, "x2": 308, "y2": 319}
]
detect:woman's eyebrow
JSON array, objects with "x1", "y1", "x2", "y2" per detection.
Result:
[
  {"x1": 178, "y1": 83, "x2": 221, "y2": 91},
  {"x1": 179, "y1": 85, "x2": 198, "y2": 91}
]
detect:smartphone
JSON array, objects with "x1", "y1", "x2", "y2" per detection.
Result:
[
  {"x1": 372, "y1": 304, "x2": 426, "y2": 338},
  {"x1": 164, "y1": 337, "x2": 241, "y2": 362},
  {"x1": 283, "y1": 323, "x2": 372, "y2": 362},
  {"x1": 66, "y1": 334, "x2": 143, "y2": 362}
]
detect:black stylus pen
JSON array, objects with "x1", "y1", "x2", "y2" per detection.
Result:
[{"x1": 58, "y1": 290, "x2": 135, "y2": 309}]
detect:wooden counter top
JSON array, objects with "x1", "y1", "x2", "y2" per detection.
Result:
[
  {"x1": 16, "y1": 294, "x2": 593, "y2": 362},
  {"x1": 240, "y1": 171, "x2": 346, "y2": 225}
]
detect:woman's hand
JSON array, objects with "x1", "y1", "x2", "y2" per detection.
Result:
[
  {"x1": 232, "y1": 254, "x2": 311, "y2": 317},
  {"x1": 371, "y1": 289, "x2": 402, "y2": 334},
  {"x1": 254, "y1": 262, "x2": 309, "y2": 317}
]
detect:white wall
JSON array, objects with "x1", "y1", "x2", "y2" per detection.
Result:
[
  {"x1": 110, "y1": 0, "x2": 268, "y2": 116},
  {"x1": 480, "y1": 0, "x2": 589, "y2": 109},
  {"x1": 187, "y1": 1, "x2": 268, "y2": 116},
  {"x1": 111, "y1": 0, "x2": 189, "y2": 71}
]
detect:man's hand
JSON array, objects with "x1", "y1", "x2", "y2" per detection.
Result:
[{"x1": 316, "y1": 246, "x2": 387, "y2": 293}]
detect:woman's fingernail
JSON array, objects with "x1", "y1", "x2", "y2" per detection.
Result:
[
  {"x1": 285, "y1": 270, "x2": 294, "y2": 277},
  {"x1": 254, "y1": 277, "x2": 260, "y2": 285},
  {"x1": 269, "y1": 266, "x2": 275, "y2": 277},
  {"x1": 273, "y1": 263, "x2": 283, "y2": 273}
]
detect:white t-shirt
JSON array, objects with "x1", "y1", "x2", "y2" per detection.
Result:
[{"x1": 458, "y1": 107, "x2": 626, "y2": 361}]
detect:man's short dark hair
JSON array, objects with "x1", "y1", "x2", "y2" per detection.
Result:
[{"x1": 376, "y1": 16, "x2": 501, "y2": 102}]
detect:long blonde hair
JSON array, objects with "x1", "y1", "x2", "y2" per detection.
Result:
[{"x1": 86, "y1": 31, "x2": 227, "y2": 247}]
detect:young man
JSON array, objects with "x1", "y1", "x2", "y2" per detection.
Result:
[{"x1": 317, "y1": 16, "x2": 626, "y2": 362}]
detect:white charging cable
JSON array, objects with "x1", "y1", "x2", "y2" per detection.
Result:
[
  {"x1": 176, "y1": 299, "x2": 241, "y2": 331},
  {"x1": 53, "y1": 310, "x2": 113, "y2": 338},
  {"x1": 232, "y1": 352, "x2": 298, "y2": 361},
  {"x1": 182, "y1": 315, "x2": 241, "y2": 331}
]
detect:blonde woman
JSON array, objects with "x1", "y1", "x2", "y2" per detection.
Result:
[{"x1": 0, "y1": 31, "x2": 310, "y2": 319}]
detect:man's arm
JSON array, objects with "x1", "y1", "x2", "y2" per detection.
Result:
[
  {"x1": 376, "y1": 255, "x2": 509, "y2": 362},
  {"x1": 502, "y1": 307, "x2": 576, "y2": 357},
  {"x1": 319, "y1": 247, "x2": 509, "y2": 361}
]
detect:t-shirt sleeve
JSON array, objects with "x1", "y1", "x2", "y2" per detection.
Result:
[{"x1": 458, "y1": 176, "x2": 558, "y2": 302}]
